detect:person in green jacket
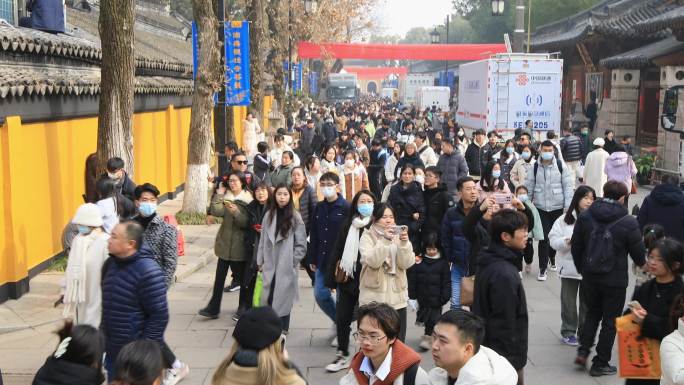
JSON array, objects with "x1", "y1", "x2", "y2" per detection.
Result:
[
  {"x1": 199, "y1": 170, "x2": 253, "y2": 319},
  {"x1": 515, "y1": 185, "x2": 543, "y2": 274}
]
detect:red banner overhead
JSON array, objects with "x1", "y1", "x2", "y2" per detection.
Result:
[
  {"x1": 343, "y1": 66, "x2": 408, "y2": 78},
  {"x1": 298, "y1": 41, "x2": 507, "y2": 60}
]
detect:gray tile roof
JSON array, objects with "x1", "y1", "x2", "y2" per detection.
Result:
[
  {"x1": 0, "y1": 65, "x2": 192, "y2": 98},
  {"x1": 530, "y1": 0, "x2": 673, "y2": 49},
  {"x1": 634, "y1": 6, "x2": 684, "y2": 34},
  {"x1": 600, "y1": 36, "x2": 684, "y2": 68},
  {"x1": 0, "y1": 7, "x2": 192, "y2": 75}
]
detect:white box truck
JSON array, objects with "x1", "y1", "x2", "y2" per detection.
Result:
[
  {"x1": 415, "y1": 86, "x2": 451, "y2": 111},
  {"x1": 456, "y1": 53, "x2": 563, "y2": 139},
  {"x1": 401, "y1": 74, "x2": 433, "y2": 106},
  {"x1": 381, "y1": 87, "x2": 398, "y2": 101}
]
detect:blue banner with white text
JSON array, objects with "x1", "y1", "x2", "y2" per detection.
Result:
[{"x1": 224, "y1": 21, "x2": 250, "y2": 106}]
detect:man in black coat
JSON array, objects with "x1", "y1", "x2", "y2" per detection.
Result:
[
  {"x1": 465, "y1": 129, "x2": 488, "y2": 179},
  {"x1": 422, "y1": 166, "x2": 454, "y2": 244},
  {"x1": 97, "y1": 157, "x2": 137, "y2": 202},
  {"x1": 472, "y1": 208, "x2": 529, "y2": 383},
  {"x1": 637, "y1": 174, "x2": 684, "y2": 243},
  {"x1": 436, "y1": 138, "x2": 469, "y2": 194},
  {"x1": 571, "y1": 180, "x2": 646, "y2": 376},
  {"x1": 560, "y1": 127, "x2": 583, "y2": 184}
]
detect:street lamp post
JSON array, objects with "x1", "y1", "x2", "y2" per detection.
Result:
[
  {"x1": 444, "y1": 15, "x2": 449, "y2": 87},
  {"x1": 430, "y1": 27, "x2": 440, "y2": 44}
]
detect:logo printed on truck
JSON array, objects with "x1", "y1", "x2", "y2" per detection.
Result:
[{"x1": 516, "y1": 74, "x2": 529, "y2": 86}]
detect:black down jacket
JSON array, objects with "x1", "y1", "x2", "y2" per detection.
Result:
[
  {"x1": 422, "y1": 184, "x2": 454, "y2": 240},
  {"x1": 101, "y1": 245, "x2": 169, "y2": 363},
  {"x1": 408, "y1": 256, "x2": 451, "y2": 307},
  {"x1": 637, "y1": 183, "x2": 684, "y2": 244},
  {"x1": 472, "y1": 243, "x2": 528, "y2": 370},
  {"x1": 560, "y1": 134, "x2": 583, "y2": 162}
]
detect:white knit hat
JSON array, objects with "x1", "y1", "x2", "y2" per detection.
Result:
[
  {"x1": 71, "y1": 203, "x2": 103, "y2": 227},
  {"x1": 593, "y1": 138, "x2": 605, "y2": 147}
]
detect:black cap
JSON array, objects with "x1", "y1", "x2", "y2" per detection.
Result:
[{"x1": 232, "y1": 307, "x2": 283, "y2": 350}]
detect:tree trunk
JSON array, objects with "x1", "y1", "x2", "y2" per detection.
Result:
[
  {"x1": 266, "y1": 0, "x2": 286, "y2": 115},
  {"x1": 182, "y1": 0, "x2": 222, "y2": 214},
  {"x1": 247, "y1": 0, "x2": 264, "y2": 120},
  {"x1": 97, "y1": 0, "x2": 135, "y2": 176}
]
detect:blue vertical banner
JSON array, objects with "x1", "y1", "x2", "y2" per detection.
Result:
[
  {"x1": 309, "y1": 71, "x2": 318, "y2": 96},
  {"x1": 283, "y1": 61, "x2": 290, "y2": 92},
  {"x1": 191, "y1": 21, "x2": 198, "y2": 80},
  {"x1": 293, "y1": 63, "x2": 303, "y2": 92},
  {"x1": 224, "y1": 21, "x2": 250, "y2": 106}
]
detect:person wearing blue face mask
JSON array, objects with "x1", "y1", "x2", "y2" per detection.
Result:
[
  {"x1": 525, "y1": 140, "x2": 574, "y2": 281},
  {"x1": 510, "y1": 144, "x2": 535, "y2": 190},
  {"x1": 476, "y1": 161, "x2": 512, "y2": 215},
  {"x1": 63, "y1": 203, "x2": 109, "y2": 328},
  {"x1": 132, "y1": 183, "x2": 188, "y2": 384},
  {"x1": 323, "y1": 190, "x2": 375, "y2": 373}
]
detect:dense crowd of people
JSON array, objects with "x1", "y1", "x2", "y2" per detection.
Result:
[{"x1": 31, "y1": 97, "x2": 684, "y2": 385}]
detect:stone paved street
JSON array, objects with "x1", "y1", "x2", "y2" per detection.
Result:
[{"x1": 0, "y1": 189, "x2": 649, "y2": 385}]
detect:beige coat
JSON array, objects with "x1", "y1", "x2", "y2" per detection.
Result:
[
  {"x1": 358, "y1": 229, "x2": 415, "y2": 309},
  {"x1": 213, "y1": 362, "x2": 306, "y2": 385}
]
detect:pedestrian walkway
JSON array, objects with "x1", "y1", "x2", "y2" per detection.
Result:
[{"x1": 0, "y1": 189, "x2": 649, "y2": 385}]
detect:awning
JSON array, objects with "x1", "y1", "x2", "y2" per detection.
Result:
[
  {"x1": 298, "y1": 41, "x2": 506, "y2": 60},
  {"x1": 600, "y1": 36, "x2": 684, "y2": 69}
]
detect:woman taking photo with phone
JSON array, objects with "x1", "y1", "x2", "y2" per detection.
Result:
[
  {"x1": 256, "y1": 184, "x2": 307, "y2": 332},
  {"x1": 358, "y1": 203, "x2": 415, "y2": 342},
  {"x1": 476, "y1": 161, "x2": 512, "y2": 212},
  {"x1": 199, "y1": 170, "x2": 253, "y2": 320}
]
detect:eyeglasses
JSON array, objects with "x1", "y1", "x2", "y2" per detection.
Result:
[
  {"x1": 353, "y1": 332, "x2": 387, "y2": 344},
  {"x1": 234, "y1": 160, "x2": 248, "y2": 165}
]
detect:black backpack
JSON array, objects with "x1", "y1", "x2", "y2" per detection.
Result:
[
  {"x1": 403, "y1": 362, "x2": 419, "y2": 385},
  {"x1": 584, "y1": 216, "x2": 628, "y2": 274}
]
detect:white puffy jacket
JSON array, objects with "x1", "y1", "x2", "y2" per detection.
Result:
[
  {"x1": 548, "y1": 215, "x2": 581, "y2": 280},
  {"x1": 661, "y1": 318, "x2": 684, "y2": 385},
  {"x1": 428, "y1": 346, "x2": 518, "y2": 385}
]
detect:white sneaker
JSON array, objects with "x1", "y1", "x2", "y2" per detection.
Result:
[
  {"x1": 548, "y1": 264, "x2": 558, "y2": 272},
  {"x1": 524, "y1": 263, "x2": 532, "y2": 274},
  {"x1": 325, "y1": 351, "x2": 351, "y2": 372},
  {"x1": 330, "y1": 336, "x2": 338, "y2": 348},
  {"x1": 418, "y1": 335, "x2": 432, "y2": 351},
  {"x1": 537, "y1": 272, "x2": 547, "y2": 281},
  {"x1": 163, "y1": 363, "x2": 189, "y2": 385}
]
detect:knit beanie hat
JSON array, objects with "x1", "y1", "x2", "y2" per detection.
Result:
[
  {"x1": 593, "y1": 138, "x2": 605, "y2": 147},
  {"x1": 232, "y1": 307, "x2": 283, "y2": 350},
  {"x1": 71, "y1": 203, "x2": 103, "y2": 227}
]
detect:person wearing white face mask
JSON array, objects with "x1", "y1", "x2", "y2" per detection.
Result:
[
  {"x1": 62, "y1": 203, "x2": 109, "y2": 328},
  {"x1": 309, "y1": 172, "x2": 351, "y2": 347},
  {"x1": 340, "y1": 150, "x2": 369, "y2": 202}
]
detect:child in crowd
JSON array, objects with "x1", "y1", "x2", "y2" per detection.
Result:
[
  {"x1": 408, "y1": 232, "x2": 451, "y2": 351},
  {"x1": 252, "y1": 141, "x2": 271, "y2": 183}
]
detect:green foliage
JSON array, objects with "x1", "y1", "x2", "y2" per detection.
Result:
[
  {"x1": 634, "y1": 152, "x2": 657, "y2": 176},
  {"x1": 47, "y1": 253, "x2": 68, "y2": 272},
  {"x1": 176, "y1": 211, "x2": 223, "y2": 225}
]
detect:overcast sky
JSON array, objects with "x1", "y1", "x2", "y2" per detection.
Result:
[{"x1": 374, "y1": 0, "x2": 455, "y2": 37}]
